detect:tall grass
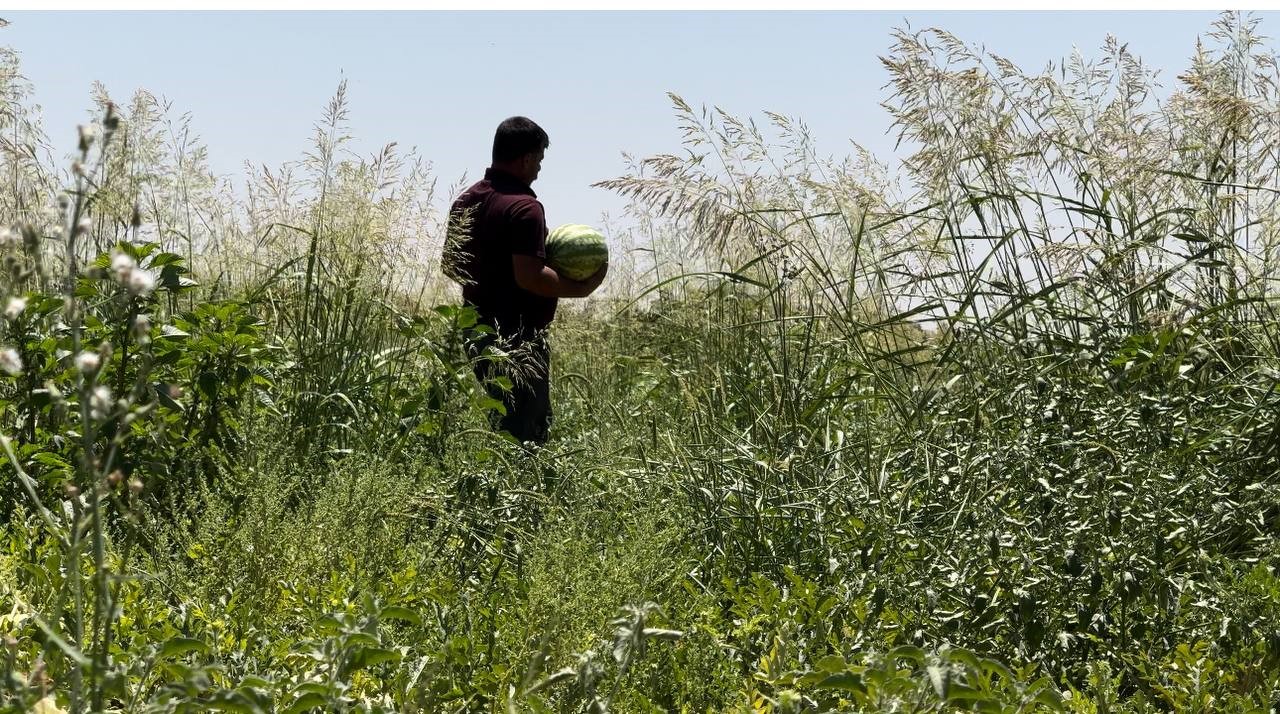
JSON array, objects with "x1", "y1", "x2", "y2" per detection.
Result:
[{"x1": 587, "y1": 9, "x2": 1280, "y2": 704}]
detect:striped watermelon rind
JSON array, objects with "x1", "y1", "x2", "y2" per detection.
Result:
[{"x1": 546, "y1": 224, "x2": 608, "y2": 281}]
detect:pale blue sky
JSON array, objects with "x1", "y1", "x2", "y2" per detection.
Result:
[{"x1": 2, "y1": 11, "x2": 1272, "y2": 228}]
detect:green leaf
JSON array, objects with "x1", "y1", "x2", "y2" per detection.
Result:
[
  {"x1": 1029, "y1": 679, "x2": 1066, "y2": 709},
  {"x1": 640, "y1": 628, "x2": 683, "y2": 640},
  {"x1": 155, "y1": 382, "x2": 185, "y2": 411},
  {"x1": 947, "y1": 683, "x2": 987, "y2": 702},
  {"x1": 282, "y1": 692, "x2": 328, "y2": 714},
  {"x1": 888, "y1": 645, "x2": 925, "y2": 665},
  {"x1": 32, "y1": 452, "x2": 71, "y2": 469},
  {"x1": 815, "y1": 654, "x2": 847, "y2": 674},
  {"x1": 980, "y1": 657, "x2": 1014, "y2": 680},
  {"x1": 947, "y1": 648, "x2": 981, "y2": 671},
  {"x1": 292, "y1": 682, "x2": 331, "y2": 697},
  {"x1": 380, "y1": 606, "x2": 422, "y2": 626},
  {"x1": 148, "y1": 251, "x2": 186, "y2": 267},
  {"x1": 160, "y1": 637, "x2": 209, "y2": 659},
  {"x1": 476, "y1": 396, "x2": 507, "y2": 415},
  {"x1": 343, "y1": 632, "x2": 380, "y2": 648},
  {"x1": 204, "y1": 692, "x2": 262, "y2": 713},
  {"x1": 815, "y1": 672, "x2": 865, "y2": 693},
  {"x1": 347, "y1": 646, "x2": 401, "y2": 671},
  {"x1": 33, "y1": 617, "x2": 90, "y2": 667},
  {"x1": 525, "y1": 668, "x2": 576, "y2": 695}
]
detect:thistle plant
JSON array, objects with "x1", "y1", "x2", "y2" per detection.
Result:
[{"x1": 0, "y1": 101, "x2": 205, "y2": 712}]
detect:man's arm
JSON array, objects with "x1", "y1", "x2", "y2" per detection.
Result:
[{"x1": 512, "y1": 254, "x2": 607, "y2": 298}]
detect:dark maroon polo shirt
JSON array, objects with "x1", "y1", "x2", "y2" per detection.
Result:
[{"x1": 446, "y1": 167, "x2": 557, "y2": 336}]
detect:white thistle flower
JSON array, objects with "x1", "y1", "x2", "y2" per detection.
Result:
[
  {"x1": 4, "y1": 297, "x2": 25, "y2": 320},
  {"x1": 90, "y1": 385, "x2": 113, "y2": 419},
  {"x1": 0, "y1": 348, "x2": 21, "y2": 376},
  {"x1": 74, "y1": 350, "x2": 101, "y2": 374},
  {"x1": 0, "y1": 227, "x2": 16, "y2": 247},
  {"x1": 111, "y1": 252, "x2": 136, "y2": 280},
  {"x1": 132, "y1": 314, "x2": 152, "y2": 344},
  {"x1": 127, "y1": 268, "x2": 156, "y2": 296}
]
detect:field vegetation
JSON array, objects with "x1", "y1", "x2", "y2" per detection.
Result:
[{"x1": 2, "y1": 11, "x2": 1280, "y2": 712}]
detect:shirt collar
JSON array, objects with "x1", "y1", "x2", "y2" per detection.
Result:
[{"x1": 484, "y1": 167, "x2": 536, "y2": 197}]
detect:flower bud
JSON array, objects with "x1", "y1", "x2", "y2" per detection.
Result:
[
  {"x1": 20, "y1": 225, "x2": 38, "y2": 251},
  {"x1": 74, "y1": 351, "x2": 101, "y2": 374},
  {"x1": 0, "y1": 347, "x2": 21, "y2": 376},
  {"x1": 3, "y1": 296, "x2": 24, "y2": 320},
  {"x1": 111, "y1": 252, "x2": 136, "y2": 280},
  {"x1": 133, "y1": 314, "x2": 152, "y2": 343},
  {"x1": 127, "y1": 268, "x2": 156, "y2": 296},
  {"x1": 90, "y1": 385, "x2": 113, "y2": 418},
  {"x1": 78, "y1": 124, "x2": 97, "y2": 152},
  {"x1": 103, "y1": 104, "x2": 120, "y2": 133}
]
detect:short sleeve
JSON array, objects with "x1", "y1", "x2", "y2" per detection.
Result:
[{"x1": 508, "y1": 198, "x2": 548, "y2": 259}]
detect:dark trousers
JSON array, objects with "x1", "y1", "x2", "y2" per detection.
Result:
[{"x1": 468, "y1": 330, "x2": 552, "y2": 445}]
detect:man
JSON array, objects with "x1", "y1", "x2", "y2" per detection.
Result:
[{"x1": 443, "y1": 116, "x2": 606, "y2": 445}]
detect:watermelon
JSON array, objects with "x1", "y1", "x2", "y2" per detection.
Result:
[{"x1": 546, "y1": 224, "x2": 608, "y2": 281}]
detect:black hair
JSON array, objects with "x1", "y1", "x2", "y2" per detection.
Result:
[{"x1": 492, "y1": 116, "x2": 550, "y2": 163}]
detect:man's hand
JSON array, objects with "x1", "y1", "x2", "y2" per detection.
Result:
[{"x1": 512, "y1": 255, "x2": 607, "y2": 298}]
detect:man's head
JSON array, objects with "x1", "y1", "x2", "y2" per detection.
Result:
[{"x1": 491, "y1": 116, "x2": 549, "y2": 185}]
